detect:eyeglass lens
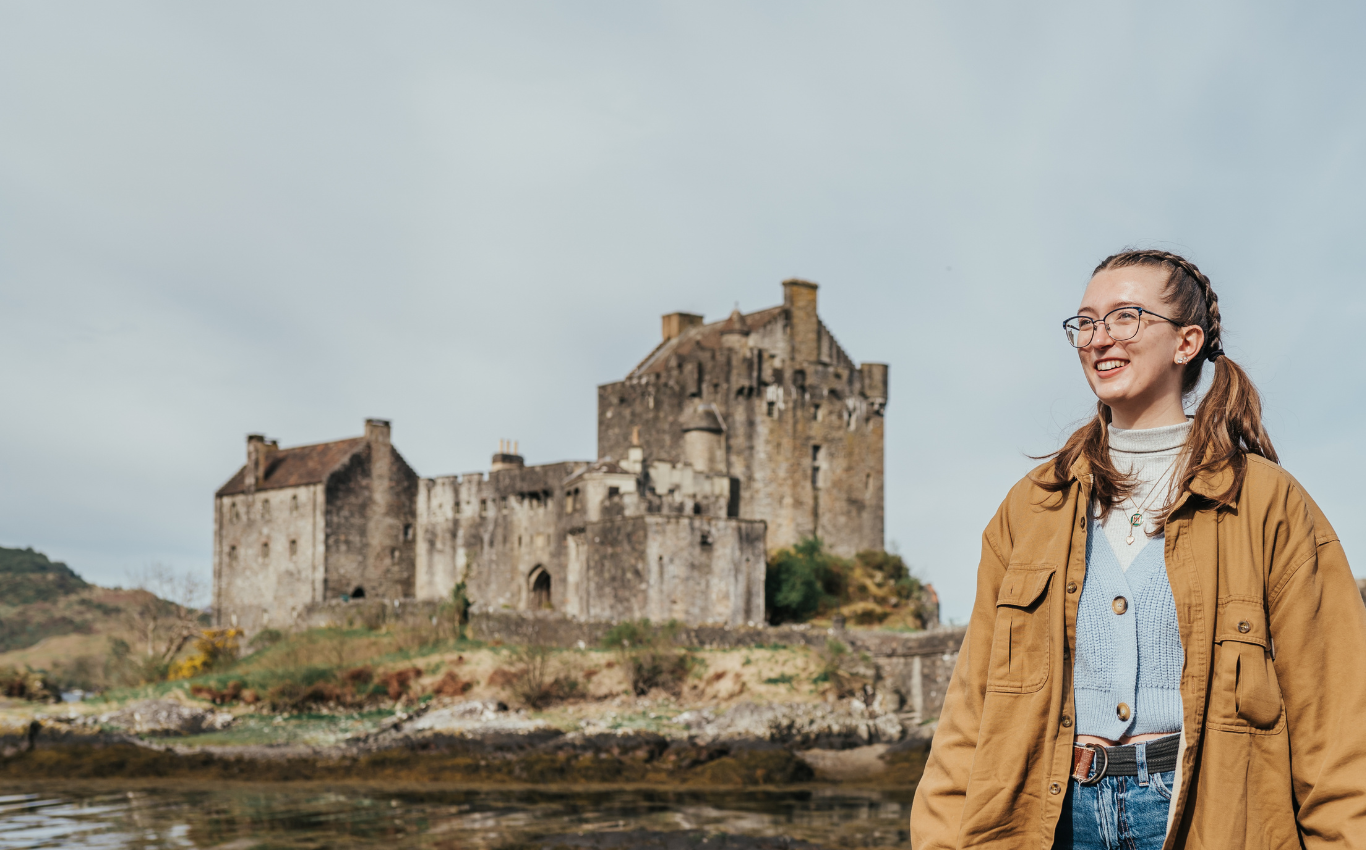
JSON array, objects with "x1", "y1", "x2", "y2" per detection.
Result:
[{"x1": 1065, "y1": 308, "x2": 1143, "y2": 347}]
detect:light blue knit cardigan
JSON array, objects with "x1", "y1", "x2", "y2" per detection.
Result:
[{"x1": 1073, "y1": 519, "x2": 1184, "y2": 739}]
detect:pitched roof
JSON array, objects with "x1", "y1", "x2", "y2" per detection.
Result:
[
  {"x1": 216, "y1": 438, "x2": 367, "y2": 497},
  {"x1": 628, "y1": 305, "x2": 786, "y2": 378}
]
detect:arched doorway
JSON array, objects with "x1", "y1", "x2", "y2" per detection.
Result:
[
  {"x1": 351, "y1": 586, "x2": 366, "y2": 599},
  {"x1": 528, "y1": 566, "x2": 552, "y2": 610}
]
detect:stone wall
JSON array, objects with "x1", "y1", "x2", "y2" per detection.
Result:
[
  {"x1": 214, "y1": 482, "x2": 325, "y2": 634},
  {"x1": 564, "y1": 515, "x2": 766, "y2": 626}
]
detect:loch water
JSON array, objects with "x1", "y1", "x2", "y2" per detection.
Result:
[{"x1": 0, "y1": 784, "x2": 913, "y2": 849}]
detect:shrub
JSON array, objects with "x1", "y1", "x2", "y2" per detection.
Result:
[
  {"x1": 601, "y1": 619, "x2": 695, "y2": 696},
  {"x1": 765, "y1": 538, "x2": 844, "y2": 624},
  {"x1": 431, "y1": 670, "x2": 475, "y2": 698},
  {"x1": 249, "y1": 628, "x2": 285, "y2": 652},
  {"x1": 505, "y1": 644, "x2": 578, "y2": 709},
  {"x1": 190, "y1": 680, "x2": 242, "y2": 704},
  {"x1": 168, "y1": 629, "x2": 242, "y2": 680},
  {"x1": 378, "y1": 666, "x2": 424, "y2": 701}
]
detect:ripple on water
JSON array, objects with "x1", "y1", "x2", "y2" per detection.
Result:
[{"x1": 0, "y1": 785, "x2": 914, "y2": 849}]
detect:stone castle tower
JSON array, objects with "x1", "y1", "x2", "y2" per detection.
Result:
[{"x1": 597, "y1": 279, "x2": 887, "y2": 556}]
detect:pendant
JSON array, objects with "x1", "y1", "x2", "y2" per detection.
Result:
[{"x1": 1127, "y1": 512, "x2": 1142, "y2": 546}]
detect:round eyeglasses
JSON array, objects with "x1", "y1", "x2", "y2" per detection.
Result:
[{"x1": 1062, "y1": 306, "x2": 1181, "y2": 348}]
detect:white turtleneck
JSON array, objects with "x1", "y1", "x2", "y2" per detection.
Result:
[{"x1": 1095, "y1": 419, "x2": 1193, "y2": 571}]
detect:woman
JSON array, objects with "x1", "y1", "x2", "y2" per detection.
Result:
[{"x1": 910, "y1": 250, "x2": 1366, "y2": 849}]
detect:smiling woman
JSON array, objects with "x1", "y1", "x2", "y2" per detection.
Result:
[{"x1": 910, "y1": 250, "x2": 1366, "y2": 849}]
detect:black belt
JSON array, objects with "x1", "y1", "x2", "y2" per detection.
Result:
[{"x1": 1071, "y1": 734, "x2": 1179, "y2": 785}]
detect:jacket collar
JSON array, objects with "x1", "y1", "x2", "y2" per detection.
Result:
[{"x1": 1064, "y1": 453, "x2": 1240, "y2": 503}]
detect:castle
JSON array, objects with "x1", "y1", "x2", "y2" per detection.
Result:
[{"x1": 213, "y1": 280, "x2": 888, "y2": 634}]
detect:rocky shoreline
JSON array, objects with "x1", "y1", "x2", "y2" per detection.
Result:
[{"x1": 0, "y1": 696, "x2": 934, "y2": 786}]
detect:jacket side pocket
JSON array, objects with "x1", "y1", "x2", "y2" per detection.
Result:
[
  {"x1": 1212, "y1": 599, "x2": 1283, "y2": 731},
  {"x1": 986, "y1": 565, "x2": 1054, "y2": 694}
]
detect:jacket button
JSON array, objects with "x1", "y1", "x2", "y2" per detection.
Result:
[
  {"x1": 1050, "y1": 782, "x2": 1062, "y2": 795},
  {"x1": 1117, "y1": 702, "x2": 1131, "y2": 721},
  {"x1": 1112, "y1": 596, "x2": 1128, "y2": 615},
  {"x1": 1238, "y1": 621, "x2": 1251, "y2": 634},
  {"x1": 1079, "y1": 517, "x2": 1085, "y2": 528},
  {"x1": 1061, "y1": 715, "x2": 1072, "y2": 727},
  {"x1": 1067, "y1": 581, "x2": 1078, "y2": 594}
]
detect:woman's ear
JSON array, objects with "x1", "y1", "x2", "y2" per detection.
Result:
[{"x1": 1175, "y1": 324, "x2": 1205, "y2": 363}]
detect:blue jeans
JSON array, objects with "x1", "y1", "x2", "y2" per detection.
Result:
[{"x1": 1054, "y1": 763, "x2": 1174, "y2": 849}]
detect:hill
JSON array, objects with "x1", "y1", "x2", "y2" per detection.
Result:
[{"x1": 0, "y1": 545, "x2": 188, "y2": 690}]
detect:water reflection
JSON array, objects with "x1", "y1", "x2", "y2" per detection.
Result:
[{"x1": 0, "y1": 785, "x2": 913, "y2": 849}]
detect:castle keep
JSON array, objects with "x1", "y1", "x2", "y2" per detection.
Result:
[{"x1": 213, "y1": 280, "x2": 887, "y2": 634}]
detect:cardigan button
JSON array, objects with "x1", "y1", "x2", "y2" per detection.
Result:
[
  {"x1": 1067, "y1": 581, "x2": 1078, "y2": 594},
  {"x1": 1050, "y1": 782, "x2": 1062, "y2": 795},
  {"x1": 1238, "y1": 621, "x2": 1252, "y2": 634},
  {"x1": 1117, "y1": 702, "x2": 1131, "y2": 721},
  {"x1": 1112, "y1": 597, "x2": 1128, "y2": 615},
  {"x1": 1061, "y1": 715, "x2": 1073, "y2": 727}
]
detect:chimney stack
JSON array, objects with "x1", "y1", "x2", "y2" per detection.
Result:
[
  {"x1": 782, "y1": 279, "x2": 819, "y2": 364},
  {"x1": 245, "y1": 434, "x2": 278, "y2": 494},
  {"x1": 365, "y1": 418, "x2": 391, "y2": 445},
  {"x1": 661, "y1": 312, "x2": 704, "y2": 342},
  {"x1": 491, "y1": 438, "x2": 525, "y2": 472}
]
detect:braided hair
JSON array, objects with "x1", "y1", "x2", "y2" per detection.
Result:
[{"x1": 1040, "y1": 249, "x2": 1277, "y2": 524}]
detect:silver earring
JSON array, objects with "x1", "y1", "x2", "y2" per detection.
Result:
[{"x1": 1177, "y1": 356, "x2": 1187, "y2": 364}]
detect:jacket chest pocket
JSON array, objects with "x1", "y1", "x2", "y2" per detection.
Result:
[
  {"x1": 986, "y1": 565, "x2": 1055, "y2": 694},
  {"x1": 1210, "y1": 599, "x2": 1284, "y2": 732}
]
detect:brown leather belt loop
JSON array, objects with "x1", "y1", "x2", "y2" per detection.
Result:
[{"x1": 1073, "y1": 744, "x2": 1108, "y2": 785}]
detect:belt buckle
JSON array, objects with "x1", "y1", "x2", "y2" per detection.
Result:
[{"x1": 1078, "y1": 744, "x2": 1109, "y2": 786}]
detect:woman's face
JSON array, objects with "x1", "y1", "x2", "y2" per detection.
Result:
[{"x1": 1076, "y1": 265, "x2": 1204, "y2": 428}]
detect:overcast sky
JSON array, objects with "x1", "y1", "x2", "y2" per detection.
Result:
[{"x1": 2, "y1": 2, "x2": 1363, "y2": 621}]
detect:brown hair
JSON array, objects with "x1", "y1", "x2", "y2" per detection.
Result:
[{"x1": 1041, "y1": 249, "x2": 1278, "y2": 524}]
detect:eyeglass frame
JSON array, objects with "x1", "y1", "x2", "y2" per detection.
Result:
[{"x1": 1061, "y1": 306, "x2": 1183, "y2": 348}]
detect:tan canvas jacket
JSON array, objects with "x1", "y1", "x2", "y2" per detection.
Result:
[{"x1": 910, "y1": 454, "x2": 1366, "y2": 849}]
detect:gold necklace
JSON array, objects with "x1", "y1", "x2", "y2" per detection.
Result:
[{"x1": 1122, "y1": 457, "x2": 1180, "y2": 545}]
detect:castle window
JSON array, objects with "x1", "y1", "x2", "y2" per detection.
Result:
[
  {"x1": 792, "y1": 369, "x2": 805, "y2": 388},
  {"x1": 766, "y1": 401, "x2": 776, "y2": 418},
  {"x1": 812, "y1": 445, "x2": 822, "y2": 489},
  {"x1": 812, "y1": 404, "x2": 821, "y2": 422},
  {"x1": 390, "y1": 548, "x2": 400, "y2": 564},
  {"x1": 228, "y1": 545, "x2": 238, "y2": 564},
  {"x1": 692, "y1": 501, "x2": 701, "y2": 515},
  {"x1": 288, "y1": 539, "x2": 297, "y2": 557},
  {"x1": 564, "y1": 492, "x2": 573, "y2": 514},
  {"x1": 480, "y1": 499, "x2": 488, "y2": 516},
  {"x1": 260, "y1": 541, "x2": 269, "y2": 559},
  {"x1": 230, "y1": 503, "x2": 240, "y2": 523},
  {"x1": 261, "y1": 500, "x2": 271, "y2": 520},
  {"x1": 608, "y1": 486, "x2": 620, "y2": 498},
  {"x1": 351, "y1": 586, "x2": 366, "y2": 599},
  {"x1": 700, "y1": 531, "x2": 713, "y2": 546},
  {"x1": 403, "y1": 524, "x2": 413, "y2": 541}
]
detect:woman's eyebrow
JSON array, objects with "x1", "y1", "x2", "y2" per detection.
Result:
[{"x1": 1076, "y1": 301, "x2": 1146, "y2": 317}]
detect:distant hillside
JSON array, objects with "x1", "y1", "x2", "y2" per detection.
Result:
[
  {"x1": 0, "y1": 546, "x2": 89, "y2": 604},
  {"x1": 0, "y1": 545, "x2": 158, "y2": 658}
]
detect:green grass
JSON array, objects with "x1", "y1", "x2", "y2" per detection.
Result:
[{"x1": 763, "y1": 673, "x2": 797, "y2": 686}]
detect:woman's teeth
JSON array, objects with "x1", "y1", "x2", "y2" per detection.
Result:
[{"x1": 1096, "y1": 360, "x2": 1126, "y2": 372}]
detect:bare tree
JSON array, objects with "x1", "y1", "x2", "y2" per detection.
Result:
[{"x1": 125, "y1": 565, "x2": 206, "y2": 665}]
